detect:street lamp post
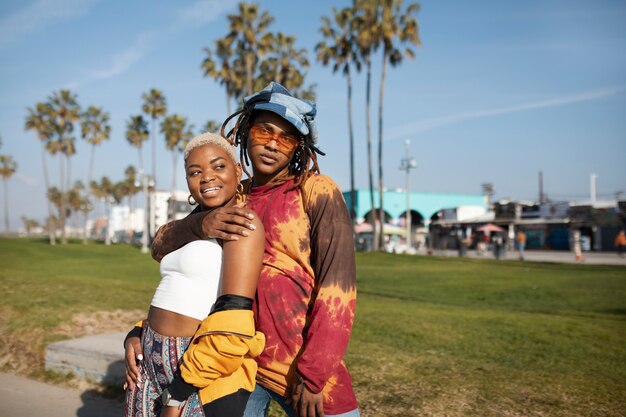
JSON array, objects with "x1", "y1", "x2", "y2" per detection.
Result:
[{"x1": 399, "y1": 139, "x2": 417, "y2": 250}]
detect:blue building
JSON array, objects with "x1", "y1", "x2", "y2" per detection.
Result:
[{"x1": 343, "y1": 188, "x2": 488, "y2": 226}]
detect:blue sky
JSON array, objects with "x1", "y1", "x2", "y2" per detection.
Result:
[{"x1": 1, "y1": 0, "x2": 625, "y2": 229}]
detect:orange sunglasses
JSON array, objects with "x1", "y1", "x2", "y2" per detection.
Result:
[{"x1": 249, "y1": 125, "x2": 300, "y2": 155}]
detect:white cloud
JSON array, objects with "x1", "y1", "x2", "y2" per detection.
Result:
[
  {"x1": 176, "y1": 0, "x2": 238, "y2": 27},
  {"x1": 65, "y1": 32, "x2": 153, "y2": 89},
  {"x1": 0, "y1": 0, "x2": 100, "y2": 49},
  {"x1": 64, "y1": 0, "x2": 238, "y2": 88},
  {"x1": 386, "y1": 85, "x2": 626, "y2": 141},
  {"x1": 14, "y1": 172, "x2": 38, "y2": 187}
]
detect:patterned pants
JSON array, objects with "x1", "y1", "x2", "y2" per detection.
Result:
[{"x1": 124, "y1": 324, "x2": 204, "y2": 417}]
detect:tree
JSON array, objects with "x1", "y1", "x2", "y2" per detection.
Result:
[
  {"x1": 202, "y1": 119, "x2": 220, "y2": 134},
  {"x1": 81, "y1": 106, "x2": 111, "y2": 189},
  {"x1": 66, "y1": 180, "x2": 91, "y2": 243},
  {"x1": 90, "y1": 177, "x2": 115, "y2": 245},
  {"x1": 0, "y1": 155, "x2": 17, "y2": 233},
  {"x1": 47, "y1": 89, "x2": 81, "y2": 244},
  {"x1": 316, "y1": 6, "x2": 360, "y2": 223},
  {"x1": 223, "y1": 2, "x2": 275, "y2": 96},
  {"x1": 259, "y1": 32, "x2": 312, "y2": 96},
  {"x1": 376, "y1": 0, "x2": 420, "y2": 250},
  {"x1": 201, "y1": 39, "x2": 243, "y2": 115},
  {"x1": 25, "y1": 102, "x2": 56, "y2": 244},
  {"x1": 125, "y1": 115, "x2": 149, "y2": 177},
  {"x1": 161, "y1": 114, "x2": 194, "y2": 205},
  {"x1": 21, "y1": 216, "x2": 40, "y2": 236},
  {"x1": 142, "y1": 89, "x2": 167, "y2": 182},
  {"x1": 354, "y1": 0, "x2": 382, "y2": 250}
]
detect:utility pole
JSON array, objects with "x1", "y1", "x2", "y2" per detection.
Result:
[
  {"x1": 590, "y1": 173, "x2": 598, "y2": 204},
  {"x1": 399, "y1": 140, "x2": 417, "y2": 250}
]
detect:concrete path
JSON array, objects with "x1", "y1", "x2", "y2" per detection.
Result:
[
  {"x1": 0, "y1": 373, "x2": 123, "y2": 417},
  {"x1": 420, "y1": 248, "x2": 626, "y2": 265}
]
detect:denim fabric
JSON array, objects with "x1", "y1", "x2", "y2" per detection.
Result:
[
  {"x1": 243, "y1": 82, "x2": 318, "y2": 142},
  {"x1": 243, "y1": 384, "x2": 360, "y2": 417}
]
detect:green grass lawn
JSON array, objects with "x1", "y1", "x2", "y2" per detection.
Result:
[{"x1": 1, "y1": 238, "x2": 625, "y2": 417}]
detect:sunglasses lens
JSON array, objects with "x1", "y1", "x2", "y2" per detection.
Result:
[{"x1": 251, "y1": 126, "x2": 298, "y2": 155}]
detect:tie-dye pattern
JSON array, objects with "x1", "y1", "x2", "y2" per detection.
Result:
[{"x1": 246, "y1": 175, "x2": 358, "y2": 414}]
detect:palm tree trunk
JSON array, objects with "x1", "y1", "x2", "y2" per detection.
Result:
[
  {"x1": 347, "y1": 70, "x2": 356, "y2": 224},
  {"x1": 151, "y1": 118, "x2": 157, "y2": 181},
  {"x1": 377, "y1": 52, "x2": 388, "y2": 250},
  {"x1": 3, "y1": 178, "x2": 8, "y2": 233},
  {"x1": 104, "y1": 200, "x2": 111, "y2": 246},
  {"x1": 171, "y1": 151, "x2": 177, "y2": 221},
  {"x1": 41, "y1": 144, "x2": 56, "y2": 245},
  {"x1": 365, "y1": 54, "x2": 378, "y2": 251},
  {"x1": 245, "y1": 51, "x2": 254, "y2": 95},
  {"x1": 83, "y1": 144, "x2": 96, "y2": 245},
  {"x1": 226, "y1": 92, "x2": 232, "y2": 117},
  {"x1": 59, "y1": 153, "x2": 67, "y2": 244}
]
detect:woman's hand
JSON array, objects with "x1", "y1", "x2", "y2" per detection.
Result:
[
  {"x1": 201, "y1": 205, "x2": 257, "y2": 241},
  {"x1": 124, "y1": 334, "x2": 143, "y2": 391}
]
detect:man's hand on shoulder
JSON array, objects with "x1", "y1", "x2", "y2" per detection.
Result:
[{"x1": 201, "y1": 205, "x2": 257, "y2": 241}]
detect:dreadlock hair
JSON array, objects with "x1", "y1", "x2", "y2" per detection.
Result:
[{"x1": 221, "y1": 107, "x2": 325, "y2": 193}]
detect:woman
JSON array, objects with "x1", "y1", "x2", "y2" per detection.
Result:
[
  {"x1": 123, "y1": 132, "x2": 265, "y2": 417},
  {"x1": 132, "y1": 82, "x2": 360, "y2": 417}
]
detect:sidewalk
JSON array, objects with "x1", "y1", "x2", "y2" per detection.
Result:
[
  {"x1": 421, "y1": 248, "x2": 626, "y2": 266},
  {"x1": 0, "y1": 373, "x2": 123, "y2": 417}
]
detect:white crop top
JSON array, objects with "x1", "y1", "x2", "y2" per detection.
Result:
[{"x1": 151, "y1": 239, "x2": 222, "y2": 321}]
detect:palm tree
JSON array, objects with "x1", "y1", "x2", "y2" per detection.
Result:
[
  {"x1": 161, "y1": 114, "x2": 194, "y2": 207},
  {"x1": 66, "y1": 180, "x2": 91, "y2": 243},
  {"x1": 91, "y1": 177, "x2": 114, "y2": 244},
  {"x1": 223, "y1": 2, "x2": 275, "y2": 96},
  {"x1": 354, "y1": 0, "x2": 382, "y2": 250},
  {"x1": 142, "y1": 89, "x2": 167, "y2": 182},
  {"x1": 0, "y1": 155, "x2": 17, "y2": 233},
  {"x1": 203, "y1": 119, "x2": 220, "y2": 133},
  {"x1": 376, "y1": 0, "x2": 420, "y2": 250},
  {"x1": 259, "y1": 32, "x2": 310, "y2": 95},
  {"x1": 316, "y1": 7, "x2": 360, "y2": 223},
  {"x1": 21, "y1": 216, "x2": 40, "y2": 236},
  {"x1": 201, "y1": 40, "x2": 243, "y2": 115},
  {"x1": 126, "y1": 115, "x2": 149, "y2": 177},
  {"x1": 47, "y1": 89, "x2": 81, "y2": 244},
  {"x1": 81, "y1": 106, "x2": 111, "y2": 188},
  {"x1": 25, "y1": 102, "x2": 56, "y2": 244}
]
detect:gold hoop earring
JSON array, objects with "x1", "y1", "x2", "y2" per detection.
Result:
[
  {"x1": 187, "y1": 194, "x2": 197, "y2": 206},
  {"x1": 236, "y1": 183, "x2": 244, "y2": 199}
]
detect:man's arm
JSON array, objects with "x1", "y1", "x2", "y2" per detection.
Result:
[
  {"x1": 151, "y1": 206, "x2": 257, "y2": 261},
  {"x1": 294, "y1": 175, "x2": 357, "y2": 395}
]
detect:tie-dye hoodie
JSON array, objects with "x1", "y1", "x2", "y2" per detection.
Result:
[{"x1": 151, "y1": 174, "x2": 357, "y2": 414}]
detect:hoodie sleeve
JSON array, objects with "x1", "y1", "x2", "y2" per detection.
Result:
[{"x1": 295, "y1": 175, "x2": 357, "y2": 393}]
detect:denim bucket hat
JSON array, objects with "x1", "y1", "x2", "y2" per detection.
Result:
[{"x1": 243, "y1": 82, "x2": 318, "y2": 143}]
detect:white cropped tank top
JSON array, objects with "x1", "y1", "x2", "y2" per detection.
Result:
[{"x1": 151, "y1": 239, "x2": 222, "y2": 320}]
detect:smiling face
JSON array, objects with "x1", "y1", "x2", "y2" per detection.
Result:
[
  {"x1": 247, "y1": 111, "x2": 301, "y2": 186},
  {"x1": 185, "y1": 144, "x2": 241, "y2": 210}
]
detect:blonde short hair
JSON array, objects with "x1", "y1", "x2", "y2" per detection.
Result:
[{"x1": 184, "y1": 132, "x2": 237, "y2": 163}]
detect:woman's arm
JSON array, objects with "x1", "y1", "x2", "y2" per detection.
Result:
[
  {"x1": 219, "y1": 212, "x2": 264, "y2": 298},
  {"x1": 162, "y1": 212, "x2": 265, "y2": 402}
]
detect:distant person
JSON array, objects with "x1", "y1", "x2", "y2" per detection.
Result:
[
  {"x1": 615, "y1": 230, "x2": 626, "y2": 257},
  {"x1": 142, "y1": 82, "x2": 360, "y2": 417},
  {"x1": 123, "y1": 133, "x2": 265, "y2": 417},
  {"x1": 516, "y1": 230, "x2": 527, "y2": 261},
  {"x1": 492, "y1": 233, "x2": 504, "y2": 260},
  {"x1": 572, "y1": 229, "x2": 583, "y2": 261}
]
